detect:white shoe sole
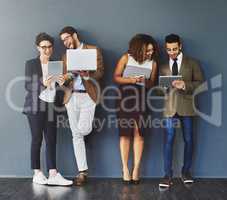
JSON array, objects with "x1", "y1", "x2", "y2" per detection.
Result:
[
  {"x1": 47, "y1": 181, "x2": 73, "y2": 186},
  {"x1": 33, "y1": 180, "x2": 47, "y2": 185},
  {"x1": 159, "y1": 183, "x2": 170, "y2": 188},
  {"x1": 183, "y1": 179, "x2": 194, "y2": 184}
]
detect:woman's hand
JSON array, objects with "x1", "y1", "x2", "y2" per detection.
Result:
[
  {"x1": 136, "y1": 75, "x2": 145, "y2": 83},
  {"x1": 40, "y1": 55, "x2": 50, "y2": 64},
  {"x1": 128, "y1": 75, "x2": 145, "y2": 84},
  {"x1": 128, "y1": 77, "x2": 138, "y2": 84},
  {"x1": 44, "y1": 75, "x2": 65, "y2": 88},
  {"x1": 43, "y1": 75, "x2": 54, "y2": 88}
]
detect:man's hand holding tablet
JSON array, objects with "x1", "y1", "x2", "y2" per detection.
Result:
[{"x1": 172, "y1": 80, "x2": 186, "y2": 90}]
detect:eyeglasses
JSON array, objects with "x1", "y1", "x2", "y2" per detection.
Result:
[
  {"x1": 39, "y1": 45, "x2": 53, "y2": 50},
  {"x1": 62, "y1": 35, "x2": 72, "y2": 42},
  {"x1": 146, "y1": 48, "x2": 154, "y2": 54}
]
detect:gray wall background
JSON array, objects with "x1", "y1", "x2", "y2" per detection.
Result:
[{"x1": 0, "y1": 0, "x2": 226, "y2": 177}]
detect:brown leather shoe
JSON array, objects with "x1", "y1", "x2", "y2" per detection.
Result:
[
  {"x1": 159, "y1": 176, "x2": 173, "y2": 188},
  {"x1": 73, "y1": 172, "x2": 88, "y2": 186}
]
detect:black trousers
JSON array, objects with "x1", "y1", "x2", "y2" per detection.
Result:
[{"x1": 27, "y1": 103, "x2": 57, "y2": 170}]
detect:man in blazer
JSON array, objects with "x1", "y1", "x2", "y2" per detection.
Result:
[
  {"x1": 159, "y1": 34, "x2": 204, "y2": 188},
  {"x1": 59, "y1": 26, "x2": 104, "y2": 186}
]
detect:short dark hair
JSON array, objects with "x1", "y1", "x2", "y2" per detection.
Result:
[
  {"x1": 128, "y1": 34, "x2": 159, "y2": 64},
  {"x1": 35, "y1": 32, "x2": 54, "y2": 46},
  {"x1": 165, "y1": 34, "x2": 181, "y2": 44},
  {"x1": 59, "y1": 26, "x2": 78, "y2": 37}
]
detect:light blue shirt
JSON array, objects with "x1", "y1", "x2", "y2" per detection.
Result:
[{"x1": 73, "y1": 74, "x2": 86, "y2": 90}]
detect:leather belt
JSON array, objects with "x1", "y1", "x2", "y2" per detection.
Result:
[{"x1": 72, "y1": 89, "x2": 87, "y2": 93}]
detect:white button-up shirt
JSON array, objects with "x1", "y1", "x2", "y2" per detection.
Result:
[{"x1": 169, "y1": 52, "x2": 183, "y2": 73}]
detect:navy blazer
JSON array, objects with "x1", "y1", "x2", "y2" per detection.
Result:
[{"x1": 23, "y1": 58, "x2": 46, "y2": 115}]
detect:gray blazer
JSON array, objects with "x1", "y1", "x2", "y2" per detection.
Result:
[{"x1": 23, "y1": 58, "x2": 46, "y2": 115}]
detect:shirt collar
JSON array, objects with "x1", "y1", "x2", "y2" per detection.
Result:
[
  {"x1": 169, "y1": 52, "x2": 183, "y2": 66},
  {"x1": 77, "y1": 42, "x2": 83, "y2": 49}
]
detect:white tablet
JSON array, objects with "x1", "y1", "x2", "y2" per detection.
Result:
[
  {"x1": 66, "y1": 49, "x2": 97, "y2": 71},
  {"x1": 159, "y1": 75, "x2": 182, "y2": 88}
]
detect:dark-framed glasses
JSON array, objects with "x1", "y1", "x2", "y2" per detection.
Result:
[{"x1": 39, "y1": 45, "x2": 53, "y2": 50}]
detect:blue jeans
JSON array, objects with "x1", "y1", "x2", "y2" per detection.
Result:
[{"x1": 164, "y1": 115, "x2": 193, "y2": 177}]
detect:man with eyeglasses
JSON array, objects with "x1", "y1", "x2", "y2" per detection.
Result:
[
  {"x1": 59, "y1": 26, "x2": 104, "y2": 186},
  {"x1": 158, "y1": 34, "x2": 204, "y2": 189}
]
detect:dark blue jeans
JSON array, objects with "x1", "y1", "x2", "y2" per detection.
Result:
[
  {"x1": 27, "y1": 102, "x2": 57, "y2": 170},
  {"x1": 164, "y1": 115, "x2": 193, "y2": 177}
]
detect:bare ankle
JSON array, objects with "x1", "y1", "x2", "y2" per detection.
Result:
[
  {"x1": 132, "y1": 166, "x2": 140, "y2": 179},
  {"x1": 49, "y1": 169, "x2": 57, "y2": 177},
  {"x1": 34, "y1": 169, "x2": 41, "y2": 175}
]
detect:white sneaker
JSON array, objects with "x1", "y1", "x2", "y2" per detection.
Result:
[
  {"x1": 47, "y1": 173, "x2": 73, "y2": 186},
  {"x1": 33, "y1": 171, "x2": 48, "y2": 185}
]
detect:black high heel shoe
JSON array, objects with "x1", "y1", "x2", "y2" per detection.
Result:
[
  {"x1": 122, "y1": 171, "x2": 132, "y2": 184},
  {"x1": 122, "y1": 179, "x2": 132, "y2": 184},
  {"x1": 132, "y1": 168, "x2": 140, "y2": 184},
  {"x1": 131, "y1": 179, "x2": 140, "y2": 185}
]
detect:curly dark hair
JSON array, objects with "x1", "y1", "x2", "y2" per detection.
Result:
[
  {"x1": 128, "y1": 34, "x2": 159, "y2": 64},
  {"x1": 35, "y1": 32, "x2": 54, "y2": 46}
]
